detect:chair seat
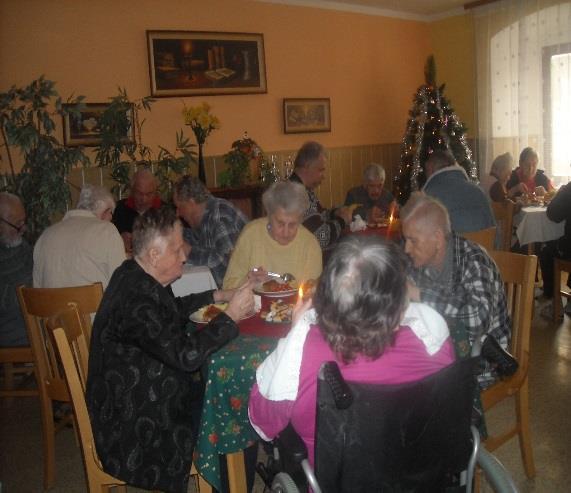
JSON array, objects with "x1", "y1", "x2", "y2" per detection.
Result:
[{"x1": 0, "y1": 346, "x2": 38, "y2": 399}]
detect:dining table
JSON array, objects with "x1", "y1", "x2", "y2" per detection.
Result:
[
  {"x1": 515, "y1": 206, "x2": 565, "y2": 248},
  {"x1": 194, "y1": 313, "x2": 290, "y2": 492}
]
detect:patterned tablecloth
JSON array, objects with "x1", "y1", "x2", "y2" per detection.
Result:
[{"x1": 194, "y1": 317, "x2": 289, "y2": 490}]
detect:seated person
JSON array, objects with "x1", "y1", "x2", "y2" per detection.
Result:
[
  {"x1": 173, "y1": 175, "x2": 248, "y2": 287},
  {"x1": 112, "y1": 168, "x2": 162, "y2": 254},
  {"x1": 223, "y1": 181, "x2": 322, "y2": 289},
  {"x1": 86, "y1": 207, "x2": 254, "y2": 493},
  {"x1": 33, "y1": 184, "x2": 125, "y2": 289},
  {"x1": 344, "y1": 163, "x2": 396, "y2": 223},
  {"x1": 0, "y1": 192, "x2": 32, "y2": 347},
  {"x1": 402, "y1": 192, "x2": 510, "y2": 387},
  {"x1": 289, "y1": 141, "x2": 352, "y2": 249},
  {"x1": 248, "y1": 236, "x2": 455, "y2": 465},
  {"x1": 480, "y1": 152, "x2": 525, "y2": 203},
  {"x1": 507, "y1": 147, "x2": 553, "y2": 197},
  {"x1": 423, "y1": 150, "x2": 495, "y2": 234},
  {"x1": 539, "y1": 181, "x2": 571, "y2": 308}
]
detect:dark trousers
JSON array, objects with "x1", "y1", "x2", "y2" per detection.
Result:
[{"x1": 539, "y1": 240, "x2": 571, "y2": 297}]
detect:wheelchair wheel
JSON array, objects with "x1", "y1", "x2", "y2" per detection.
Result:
[{"x1": 271, "y1": 472, "x2": 300, "y2": 493}]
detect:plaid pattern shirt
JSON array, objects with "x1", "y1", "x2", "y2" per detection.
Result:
[
  {"x1": 290, "y1": 172, "x2": 345, "y2": 249},
  {"x1": 183, "y1": 197, "x2": 247, "y2": 287},
  {"x1": 409, "y1": 233, "x2": 511, "y2": 387}
]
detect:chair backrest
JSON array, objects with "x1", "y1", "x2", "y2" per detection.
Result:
[
  {"x1": 313, "y1": 358, "x2": 479, "y2": 493},
  {"x1": 491, "y1": 201, "x2": 515, "y2": 251},
  {"x1": 463, "y1": 226, "x2": 497, "y2": 251},
  {"x1": 16, "y1": 283, "x2": 103, "y2": 402},
  {"x1": 488, "y1": 251, "x2": 536, "y2": 363}
]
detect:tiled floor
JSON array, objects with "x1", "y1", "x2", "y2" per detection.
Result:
[{"x1": 1, "y1": 299, "x2": 570, "y2": 492}]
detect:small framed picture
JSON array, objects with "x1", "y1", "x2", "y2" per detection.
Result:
[
  {"x1": 147, "y1": 30, "x2": 267, "y2": 97},
  {"x1": 62, "y1": 103, "x2": 135, "y2": 147},
  {"x1": 283, "y1": 98, "x2": 331, "y2": 134}
]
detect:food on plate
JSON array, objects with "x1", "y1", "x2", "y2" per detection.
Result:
[
  {"x1": 260, "y1": 300, "x2": 293, "y2": 323},
  {"x1": 203, "y1": 304, "x2": 224, "y2": 322},
  {"x1": 262, "y1": 279, "x2": 294, "y2": 292}
]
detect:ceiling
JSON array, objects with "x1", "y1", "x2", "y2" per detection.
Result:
[{"x1": 258, "y1": 0, "x2": 472, "y2": 20}]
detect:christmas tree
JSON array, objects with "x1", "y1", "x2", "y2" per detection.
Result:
[{"x1": 393, "y1": 56, "x2": 478, "y2": 205}]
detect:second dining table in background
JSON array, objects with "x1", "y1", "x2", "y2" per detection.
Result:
[{"x1": 515, "y1": 205, "x2": 565, "y2": 251}]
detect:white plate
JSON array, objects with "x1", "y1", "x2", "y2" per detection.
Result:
[
  {"x1": 190, "y1": 303, "x2": 257, "y2": 324},
  {"x1": 254, "y1": 280, "x2": 298, "y2": 298}
]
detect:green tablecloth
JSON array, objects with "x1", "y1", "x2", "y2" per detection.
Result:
[{"x1": 194, "y1": 334, "x2": 278, "y2": 490}]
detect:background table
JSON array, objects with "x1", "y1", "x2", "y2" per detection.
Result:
[
  {"x1": 171, "y1": 265, "x2": 217, "y2": 296},
  {"x1": 515, "y1": 206, "x2": 565, "y2": 247},
  {"x1": 194, "y1": 317, "x2": 289, "y2": 491}
]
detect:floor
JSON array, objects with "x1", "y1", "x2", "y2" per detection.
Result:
[{"x1": 1, "y1": 298, "x2": 570, "y2": 493}]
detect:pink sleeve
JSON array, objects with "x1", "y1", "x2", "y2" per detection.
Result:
[{"x1": 248, "y1": 383, "x2": 295, "y2": 441}]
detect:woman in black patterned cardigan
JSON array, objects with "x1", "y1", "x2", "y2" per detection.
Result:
[{"x1": 86, "y1": 207, "x2": 253, "y2": 493}]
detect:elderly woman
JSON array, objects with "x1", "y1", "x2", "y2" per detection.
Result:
[
  {"x1": 248, "y1": 236, "x2": 455, "y2": 465},
  {"x1": 480, "y1": 152, "x2": 525, "y2": 202},
  {"x1": 344, "y1": 163, "x2": 396, "y2": 222},
  {"x1": 222, "y1": 180, "x2": 322, "y2": 289},
  {"x1": 507, "y1": 147, "x2": 553, "y2": 197},
  {"x1": 86, "y1": 207, "x2": 253, "y2": 493}
]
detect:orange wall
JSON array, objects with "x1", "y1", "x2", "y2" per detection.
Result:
[{"x1": 0, "y1": 0, "x2": 432, "y2": 162}]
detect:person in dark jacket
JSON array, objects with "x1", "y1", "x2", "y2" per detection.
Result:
[
  {"x1": 86, "y1": 207, "x2": 254, "y2": 493},
  {"x1": 539, "y1": 182, "x2": 571, "y2": 305},
  {"x1": 506, "y1": 147, "x2": 553, "y2": 197}
]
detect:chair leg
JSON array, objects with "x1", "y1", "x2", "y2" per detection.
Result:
[
  {"x1": 515, "y1": 378, "x2": 536, "y2": 478},
  {"x1": 40, "y1": 395, "x2": 57, "y2": 490},
  {"x1": 2, "y1": 363, "x2": 15, "y2": 406},
  {"x1": 553, "y1": 262, "x2": 562, "y2": 322}
]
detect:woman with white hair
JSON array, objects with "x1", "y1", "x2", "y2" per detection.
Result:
[
  {"x1": 480, "y1": 152, "x2": 524, "y2": 202},
  {"x1": 223, "y1": 180, "x2": 322, "y2": 288},
  {"x1": 87, "y1": 206, "x2": 254, "y2": 493}
]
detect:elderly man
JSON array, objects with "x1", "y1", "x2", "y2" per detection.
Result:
[
  {"x1": 33, "y1": 185, "x2": 125, "y2": 289},
  {"x1": 112, "y1": 168, "x2": 162, "y2": 253},
  {"x1": 423, "y1": 150, "x2": 495, "y2": 234},
  {"x1": 345, "y1": 163, "x2": 396, "y2": 222},
  {"x1": 0, "y1": 192, "x2": 32, "y2": 347},
  {"x1": 87, "y1": 207, "x2": 254, "y2": 493},
  {"x1": 173, "y1": 176, "x2": 247, "y2": 286},
  {"x1": 402, "y1": 192, "x2": 510, "y2": 387},
  {"x1": 289, "y1": 141, "x2": 352, "y2": 249}
]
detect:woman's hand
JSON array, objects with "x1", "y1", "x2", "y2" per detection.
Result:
[
  {"x1": 407, "y1": 279, "x2": 420, "y2": 302},
  {"x1": 292, "y1": 296, "x2": 313, "y2": 327},
  {"x1": 534, "y1": 185, "x2": 546, "y2": 196},
  {"x1": 225, "y1": 283, "x2": 255, "y2": 322},
  {"x1": 248, "y1": 267, "x2": 268, "y2": 285}
]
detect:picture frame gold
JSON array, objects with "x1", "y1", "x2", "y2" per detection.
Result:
[{"x1": 283, "y1": 98, "x2": 331, "y2": 134}]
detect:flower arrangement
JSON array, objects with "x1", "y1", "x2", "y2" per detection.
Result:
[{"x1": 182, "y1": 102, "x2": 220, "y2": 145}]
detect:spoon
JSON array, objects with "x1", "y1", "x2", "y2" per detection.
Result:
[{"x1": 252, "y1": 268, "x2": 295, "y2": 283}]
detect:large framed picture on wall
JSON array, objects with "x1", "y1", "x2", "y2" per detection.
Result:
[
  {"x1": 147, "y1": 30, "x2": 267, "y2": 97},
  {"x1": 283, "y1": 98, "x2": 331, "y2": 134}
]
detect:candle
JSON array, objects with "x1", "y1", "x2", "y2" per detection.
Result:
[{"x1": 298, "y1": 285, "x2": 304, "y2": 302}]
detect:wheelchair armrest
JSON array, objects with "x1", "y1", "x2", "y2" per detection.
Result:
[{"x1": 276, "y1": 423, "x2": 308, "y2": 464}]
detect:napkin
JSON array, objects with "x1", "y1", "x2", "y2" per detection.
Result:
[{"x1": 350, "y1": 214, "x2": 367, "y2": 232}]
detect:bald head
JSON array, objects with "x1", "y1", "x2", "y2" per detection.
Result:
[
  {"x1": 130, "y1": 169, "x2": 158, "y2": 214},
  {"x1": 0, "y1": 192, "x2": 26, "y2": 247}
]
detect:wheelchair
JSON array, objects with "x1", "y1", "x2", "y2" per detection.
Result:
[{"x1": 256, "y1": 357, "x2": 519, "y2": 493}]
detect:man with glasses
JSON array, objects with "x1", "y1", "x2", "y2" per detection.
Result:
[{"x1": 0, "y1": 192, "x2": 32, "y2": 347}]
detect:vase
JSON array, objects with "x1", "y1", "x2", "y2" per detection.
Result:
[{"x1": 198, "y1": 142, "x2": 206, "y2": 184}]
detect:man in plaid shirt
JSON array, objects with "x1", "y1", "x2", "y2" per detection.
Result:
[
  {"x1": 174, "y1": 176, "x2": 247, "y2": 287},
  {"x1": 401, "y1": 192, "x2": 510, "y2": 387},
  {"x1": 289, "y1": 141, "x2": 352, "y2": 249}
]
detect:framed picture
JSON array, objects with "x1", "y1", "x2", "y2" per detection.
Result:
[
  {"x1": 147, "y1": 30, "x2": 267, "y2": 97},
  {"x1": 62, "y1": 103, "x2": 135, "y2": 147},
  {"x1": 283, "y1": 98, "x2": 331, "y2": 134}
]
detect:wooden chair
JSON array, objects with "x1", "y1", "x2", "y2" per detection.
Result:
[
  {"x1": 491, "y1": 201, "x2": 515, "y2": 251},
  {"x1": 463, "y1": 226, "x2": 497, "y2": 251},
  {"x1": 0, "y1": 346, "x2": 37, "y2": 400},
  {"x1": 482, "y1": 251, "x2": 537, "y2": 478},
  {"x1": 48, "y1": 303, "x2": 212, "y2": 493},
  {"x1": 553, "y1": 258, "x2": 571, "y2": 322},
  {"x1": 16, "y1": 283, "x2": 103, "y2": 490}
]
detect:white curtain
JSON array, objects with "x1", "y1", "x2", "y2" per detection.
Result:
[{"x1": 473, "y1": 0, "x2": 571, "y2": 186}]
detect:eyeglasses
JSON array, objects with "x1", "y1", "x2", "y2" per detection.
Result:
[{"x1": 0, "y1": 216, "x2": 26, "y2": 233}]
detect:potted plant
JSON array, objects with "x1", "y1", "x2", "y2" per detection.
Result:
[
  {"x1": 0, "y1": 76, "x2": 89, "y2": 242},
  {"x1": 220, "y1": 133, "x2": 266, "y2": 188}
]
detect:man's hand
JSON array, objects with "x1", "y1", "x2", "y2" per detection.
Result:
[
  {"x1": 407, "y1": 279, "x2": 420, "y2": 302},
  {"x1": 121, "y1": 232, "x2": 133, "y2": 255},
  {"x1": 335, "y1": 206, "x2": 353, "y2": 224},
  {"x1": 368, "y1": 206, "x2": 384, "y2": 222},
  {"x1": 534, "y1": 185, "x2": 547, "y2": 196},
  {"x1": 292, "y1": 296, "x2": 312, "y2": 327},
  {"x1": 248, "y1": 267, "x2": 268, "y2": 285},
  {"x1": 225, "y1": 283, "x2": 255, "y2": 322}
]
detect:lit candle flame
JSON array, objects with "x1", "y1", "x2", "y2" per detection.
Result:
[{"x1": 298, "y1": 285, "x2": 304, "y2": 301}]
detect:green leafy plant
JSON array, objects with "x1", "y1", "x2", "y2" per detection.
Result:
[
  {"x1": 0, "y1": 76, "x2": 89, "y2": 242},
  {"x1": 219, "y1": 134, "x2": 263, "y2": 188}
]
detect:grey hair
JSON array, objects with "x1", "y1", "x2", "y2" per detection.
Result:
[
  {"x1": 490, "y1": 152, "x2": 513, "y2": 177},
  {"x1": 132, "y1": 207, "x2": 180, "y2": 257},
  {"x1": 400, "y1": 191, "x2": 451, "y2": 236},
  {"x1": 294, "y1": 141, "x2": 324, "y2": 170},
  {"x1": 262, "y1": 181, "x2": 309, "y2": 217},
  {"x1": 519, "y1": 147, "x2": 538, "y2": 166},
  {"x1": 426, "y1": 150, "x2": 456, "y2": 172},
  {"x1": 173, "y1": 175, "x2": 211, "y2": 204},
  {"x1": 76, "y1": 185, "x2": 115, "y2": 214},
  {"x1": 363, "y1": 163, "x2": 386, "y2": 182}
]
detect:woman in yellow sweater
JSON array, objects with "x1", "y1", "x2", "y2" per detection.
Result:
[{"x1": 223, "y1": 181, "x2": 322, "y2": 288}]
